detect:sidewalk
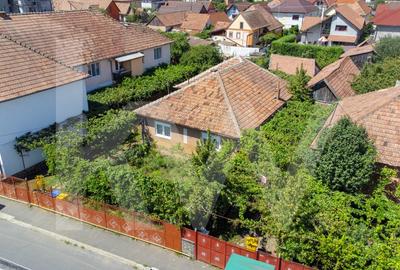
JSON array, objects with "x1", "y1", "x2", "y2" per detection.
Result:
[{"x1": 0, "y1": 197, "x2": 214, "y2": 270}]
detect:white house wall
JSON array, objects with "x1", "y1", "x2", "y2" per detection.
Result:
[
  {"x1": 143, "y1": 44, "x2": 171, "y2": 70},
  {"x1": 301, "y1": 24, "x2": 322, "y2": 44},
  {"x1": 272, "y1": 13, "x2": 305, "y2": 29},
  {"x1": 375, "y1": 26, "x2": 400, "y2": 41},
  {"x1": 0, "y1": 79, "x2": 87, "y2": 176},
  {"x1": 78, "y1": 59, "x2": 113, "y2": 93},
  {"x1": 329, "y1": 13, "x2": 359, "y2": 37}
]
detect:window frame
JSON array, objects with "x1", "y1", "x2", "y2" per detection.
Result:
[
  {"x1": 236, "y1": 31, "x2": 241, "y2": 39},
  {"x1": 292, "y1": 15, "x2": 300, "y2": 20},
  {"x1": 88, "y1": 62, "x2": 100, "y2": 77},
  {"x1": 335, "y1": 25, "x2": 347, "y2": 31},
  {"x1": 155, "y1": 121, "x2": 171, "y2": 139},
  {"x1": 201, "y1": 132, "x2": 222, "y2": 150},
  {"x1": 239, "y1": 22, "x2": 244, "y2": 29},
  {"x1": 228, "y1": 31, "x2": 233, "y2": 38},
  {"x1": 154, "y1": 47, "x2": 162, "y2": 60}
]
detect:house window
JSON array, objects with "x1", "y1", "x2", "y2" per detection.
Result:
[
  {"x1": 239, "y1": 22, "x2": 244, "y2": 29},
  {"x1": 154, "y1": 47, "x2": 162, "y2": 60},
  {"x1": 236, "y1": 32, "x2": 241, "y2": 39},
  {"x1": 88, "y1": 62, "x2": 100, "y2": 77},
  {"x1": 229, "y1": 31, "x2": 233, "y2": 38},
  {"x1": 335, "y1": 25, "x2": 347, "y2": 31},
  {"x1": 201, "y1": 132, "x2": 222, "y2": 150},
  {"x1": 292, "y1": 15, "x2": 300, "y2": 20},
  {"x1": 155, "y1": 121, "x2": 171, "y2": 139},
  {"x1": 183, "y1": 128, "x2": 188, "y2": 144}
]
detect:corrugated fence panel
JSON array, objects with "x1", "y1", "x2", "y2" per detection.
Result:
[
  {"x1": 197, "y1": 245, "x2": 211, "y2": 264},
  {"x1": 258, "y1": 251, "x2": 280, "y2": 269}
]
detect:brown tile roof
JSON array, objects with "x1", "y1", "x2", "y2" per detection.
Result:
[
  {"x1": 271, "y1": 0, "x2": 317, "y2": 14},
  {"x1": 52, "y1": 0, "x2": 112, "y2": 10},
  {"x1": 246, "y1": 4, "x2": 283, "y2": 31},
  {"x1": 327, "y1": 34, "x2": 358, "y2": 43},
  {"x1": 158, "y1": 1, "x2": 209, "y2": 13},
  {"x1": 240, "y1": 10, "x2": 269, "y2": 30},
  {"x1": 269, "y1": 54, "x2": 317, "y2": 76},
  {"x1": 152, "y1": 11, "x2": 187, "y2": 27},
  {"x1": 373, "y1": 2, "x2": 400, "y2": 27},
  {"x1": 208, "y1": 12, "x2": 230, "y2": 25},
  {"x1": 0, "y1": 11, "x2": 172, "y2": 67},
  {"x1": 136, "y1": 57, "x2": 291, "y2": 138},
  {"x1": 340, "y1": 44, "x2": 374, "y2": 58},
  {"x1": 308, "y1": 57, "x2": 359, "y2": 99},
  {"x1": 227, "y1": 2, "x2": 253, "y2": 12},
  {"x1": 114, "y1": 0, "x2": 133, "y2": 14},
  {"x1": 211, "y1": 21, "x2": 231, "y2": 33},
  {"x1": 0, "y1": 35, "x2": 87, "y2": 103},
  {"x1": 180, "y1": 12, "x2": 210, "y2": 32},
  {"x1": 317, "y1": 87, "x2": 400, "y2": 167},
  {"x1": 300, "y1": 16, "x2": 329, "y2": 31},
  {"x1": 335, "y1": 4, "x2": 365, "y2": 30}
]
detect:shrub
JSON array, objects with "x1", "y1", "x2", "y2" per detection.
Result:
[
  {"x1": 352, "y1": 57, "x2": 400, "y2": 94},
  {"x1": 161, "y1": 32, "x2": 190, "y2": 64},
  {"x1": 288, "y1": 67, "x2": 311, "y2": 101},
  {"x1": 260, "y1": 32, "x2": 280, "y2": 45},
  {"x1": 315, "y1": 117, "x2": 377, "y2": 193},
  {"x1": 270, "y1": 42, "x2": 344, "y2": 68},
  {"x1": 374, "y1": 37, "x2": 400, "y2": 61},
  {"x1": 275, "y1": 34, "x2": 296, "y2": 43},
  {"x1": 180, "y1": 45, "x2": 223, "y2": 72}
]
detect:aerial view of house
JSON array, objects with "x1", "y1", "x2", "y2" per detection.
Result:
[
  {"x1": 270, "y1": 0, "x2": 317, "y2": 29},
  {"x1": 373, "y1": 2, "x2": 400, "y2": 41},
  {"x1": 269, "y1": 54, "x2": 318, "y2": 76}
]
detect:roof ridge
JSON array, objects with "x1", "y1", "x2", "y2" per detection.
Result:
[
  {"x1": 216, "y1": 72, "x2": 242, "y2": 137},
  {"x1": 0, "y1": 34, "x2": 85, "y2": 75}
]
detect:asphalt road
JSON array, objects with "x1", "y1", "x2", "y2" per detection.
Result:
[{"x1": 0, "y1": 219, "x2": 134, "y2": 270}]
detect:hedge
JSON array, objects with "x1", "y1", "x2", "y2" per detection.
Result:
[
  {"x1": 270, "y1": 42, "x2": 344, "y2": 68},
  {"x1": 275, "y1": 34, "x2": 296, "y2": 43}
]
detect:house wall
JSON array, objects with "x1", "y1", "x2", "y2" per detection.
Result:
[
  {"x1": 78, "y1": 59, "x2": 113, "y2": 93},
  {"x1": 301, "y1": 24, "x2": 322, "y2": 44},
  {"x1": 374, "y1": 25, "x2": 400, "y2": 41},
  {"x1": 350, "y1": 52, "x2": 373, "y2": 69},
  {"x1": 312, "y1": 82, "x2": 337, "y2": 103},
  {"x1": 143, "y1": 44, "x2": 171, "y2": 69},
  {"x1": 226, "y1": 14, "x2": 256, "y2": 47},
  {"x1": 329, "y1": 13, "x2": 359, "y2": 39},
  {"x1": 107, "y1": 2, "x2": 121, "y2": 20},
  {"x1": 0, "y1": 79, "x2": 87, "y2": 176},
  {"x1": 272, "y1": 12, "x2": 305, "y2": 29}
]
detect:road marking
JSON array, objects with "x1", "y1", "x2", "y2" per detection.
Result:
[{"x1": 0, "y1": 213, "x2": 146, "y2": 270}]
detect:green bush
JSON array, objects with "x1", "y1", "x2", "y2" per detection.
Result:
[
  {"x1": 352, "y1": 57, "x2": 400, "y2": 94},
  {"x1": 180, "y1": 45, "x2": 223, "y2": 72},
  {"x1": 375, "y1": 37, "x2": 400, "y2": 61},
  {"x1": 260, "y1": 32, "x2": 280, "y2": 45},
  {"x1": 161, "y1": 32, "x2": 190, "y2": 64},
  {"x1": 275, "y1": 34, "x2": 296, "y2": 43},
  {"x1": 270, "y1": 42, "x2": 344, "y2": 68},
  {"x1": 315, "y1": 117, "x2": 377, "y2": 193},
  {"x1": 288, "y1": 67, "x2": 311, "y2": 101}
]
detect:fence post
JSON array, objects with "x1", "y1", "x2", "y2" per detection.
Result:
[
  {"x1": 103, "y1": 203, "x2": 108, "y2": 229},
  {"x1": 195, "y1": 228, "x2": 198, "y2": 260},
  {"x1": 12, "y1": 177, "x2": 17, "y2": 199},
  {"x1": 25, "y1": 178, "x2": 31, "y2": 204},
  {"x1": 77, "y1": 197, "x2": 81, "y2": 220}
]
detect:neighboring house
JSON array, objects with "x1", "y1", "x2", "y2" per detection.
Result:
[
  {"x1": 300, "y1": 16, "x2": 331, "y2": 44},
  {"x1": 340, "y1": 44, "x2": 374, "y2": 69},
  {"x1": 308, "y1": 56, "x2": 359, "y2": 103},
  {"x1": 135, "y1": 57, "x2": 291, "y2": 153},
  {"x1": 141, "y1": 0, "x2": 164, "y2": 9},
  {"x1": 157, "y1": 1, "x2": 214, "y2": 14},
  {"x1": 208, "y1": 11, "x2": 231, "y2": 36},
  {"x1": 269, "y1": 54, "x2": 318, "y2": 76},
  {"x1": 226, "y1": 2, "x2": 252, "y2": 20},
  {"x1": 270, "y1": 0, "x2": 318, "y2": 29},
  {"x1": 226, "y1": 7, "x2": 282, "y2": 47},
  {"x1": 0, "y1": 35, "x2": 88, "y2": 176},
  {"x1": 314, "y1": 86, "x2": 400, "y2": 172},
  {"x1": 0, "y1": 11, "x2": 172, "y2": 93},
  {"x1": 373, "y1": 2, "x2": 400, "y2": 41},
  {"x1": 180, "y1": 12, "x2": 211, "y2": 35},
  {"x1": 147, "y1": 11, "x2": 187, "y2": 31},
  {"x1": 326, "y1": 4, "x2": 365, "y2": 45},
  {"x1": 308, "y1": 0, "x2": 371, "y2": 17},
  {"x1": 107, "y1": 0, "x2": 136, "y2": 21},
  {"x1": 52, "y1": 0, "x2": 112, "y2": 11}
]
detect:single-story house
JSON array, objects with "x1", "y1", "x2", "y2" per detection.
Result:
[
  {"x1": 135, "y1": 57, "x2": 291, "y2": 153},
  {"x1": 313, "y1": 86, "x2": 400, "y2": 172},
  {"x1": 270, "y1": 0, "x2": 318, "y2": 29},
  {"x1": 226, "y1": 6, "x2": 282, "y2": 47},
  {"x1": 157, "y1": 1, "x2": 214, "y2": 14},
  {"x1": 180, "y1": 13, "x2": 211, "y2": 35},
  {"x1": 226, "y1": 2, "x2": 253, "y2": 20},
  {"x1": 300, "y1": 16, "x2": 331, "y2": 44},
  {"x1": 147, "y1": 11, "x2": 187, "y2": 31},
  {"x1": 0, "y1": 10, "x2": 172, "y2": 93},
  {"x1": 269, "y1": 54, "x2": 318, "y2": 77},
  {"x1": 0, "y1": 35, "x2": 88, "y2": 176},
  {"x1": 373, "y1": 2, "x2": 400, "y2": 41},
  {"x1": 308, "y1": 56, "x2": 359, "y2": 103},
  {"x1": 340, "y1": 44, "x2": 374, "y2": 69}
]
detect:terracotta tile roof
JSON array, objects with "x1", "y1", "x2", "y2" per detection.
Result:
[
  {"x1": 340, "y1": 44, "x2": 374, "y2": 58},
  {"x1": 151, "y1": 11, "x2": 186, "y2": 27},
  {"x1": 308, "y1": 57, "x2": 359, "y2": 99},
  {"x1": 268, "y1": 0, "x2": 283, "y2": 8},
  {"x1": 211, "y1": 21, "x2": 231, "y2": 33},
  {"x1": 227, "y1": 2, "x2": 253, "y2": 12},
  {"x1": 271, "y1": 0, "x2": 317, "y2": 14},
  {"x1": 300, "y1": 16, "x2": 329, "y2": 31},
  {"x1": 158, "y1": 1, "x2": 209, "y2": 13},
  {"x1": 0, "y1": 11, "x2": 172, "y2": 67},
  {"x1": 180, "y1": 12, "x2": 210, "y2": 32},
  {"x1": 52, "y1": 0, "x2": 112, "y2": 10},
  {"x1": 114, "y1": 0, "x2": 133, "y2": 14},
  {"x1": 335, "y1": 4, "x2": 365, "y2": 30},
  {"x1": 0, "y1": 35, "x2": 87, "y2": 103},
  {"x1": 317, "y1": 87, "x2": 400, "y2": 167},
  {"x1": 136, "y1": 57, "x2": 291, "y2": 138},
  {"x1": 209, "y1": 12, "x2": 230, "y2": 25},
  {"x1": 246, "y1": 4, "x2": 283, "y2": 31},
  {"x1": 373, "y1": 2, "x2": 400, "y2": 27},
  {"x1": 327, "y1": 34, "x2": 358, "y2": 43},
  {"x1": 269, "y1": 54, "x2": 317, "y2": 76}
]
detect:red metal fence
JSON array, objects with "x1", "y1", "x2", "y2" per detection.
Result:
[{"x1": 0, "y1": 176, "x2": 313, "y2": 270}]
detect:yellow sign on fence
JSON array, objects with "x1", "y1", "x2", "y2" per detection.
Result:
[{"x1": 245, "y1": 236, "x2": 259, "y2": 252}]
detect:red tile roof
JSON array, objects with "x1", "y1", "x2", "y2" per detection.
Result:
[
  {"x1": 373, "y1": 2, "x2": 400, "y2": 27},
  {"x1": 209, "y1": 12, "x2": 230, "y2": 25},
  {"x1": 136, "y1": 57, "x2": 291, "y2": 138},
  {"x1": 301, "y1": 16, "x2": 329, "y2": 31},
  {"x1": 246, "y1": 4, "x2": 283, "y2": 31},
  {"x1": 340, "y1": 44, "x2": 374, "y2": 58},
  {"x1": 327, "y1": 34, "x2": 358, "y2": 43},
  {"x1": 151, "y1": 11, "x2": 187, "y2": 27},
  {"x1": 0, "y1": 35, "x2": 87, "y2": 102},
  {"x1": 269, "y1": 54, "x2": 317, "y2": 76},
  {"x1": 52, "y1": 0, "x2": 112, "y2": 10},
  {"x1": 0, "y1": 11, "x2": 172, "y2": 67},
  {"x1": 308, "y1": 57, "x2": 359, "y2": 99},
  {"x1": 335, "y1": 4, "x2": 365, "y2": 30},
  {"x1": 180, "y1": 12, "x2": 210, "y2": 32},
  {"x1": 317, "y1": 86, "x2": 400, "y2": 167}
]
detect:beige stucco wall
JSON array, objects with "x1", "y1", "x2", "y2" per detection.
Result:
[
  {"x1": 131, "y1": 57, "x2": 144, "y2": 76},
  {"x1": 227, "y1": 14, "x2": 257, "y2": 47}
]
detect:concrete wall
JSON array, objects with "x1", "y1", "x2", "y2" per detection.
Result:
[
  {"x1": 219, "y1": 43, "x2": 260, "y2": 56},
  {"x1": 143, "y1": 44, "x2": 171, "y2": 70},
  {"x1": 78, "y1": 59, "x2": 113, "y2": 93},
  {"x1": 0, "y1": 79, "x2": 87, "y2": 176},
  {"x1": 301, "y1": 24, "x2": 322, "y2": 44},
  {"x1": 227, "y1": 14, "x2": 255, "y2": 47},
  {"x1": 329, "y1": 13, "x2": 359, "y2": 38},
  {"x1": 375, "y1": 26, "x2": 400, "y2": 41},
  {"x1": 272, "y1": 12, "x2": 305, "y2": 29}
]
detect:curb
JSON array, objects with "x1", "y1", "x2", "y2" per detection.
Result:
[
  {"x1": 0, "y1": 256, "x2": 32, "y2": 270},
  {"x1": 0, "y1": 212, "x2": 147, "y2": 270}
]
